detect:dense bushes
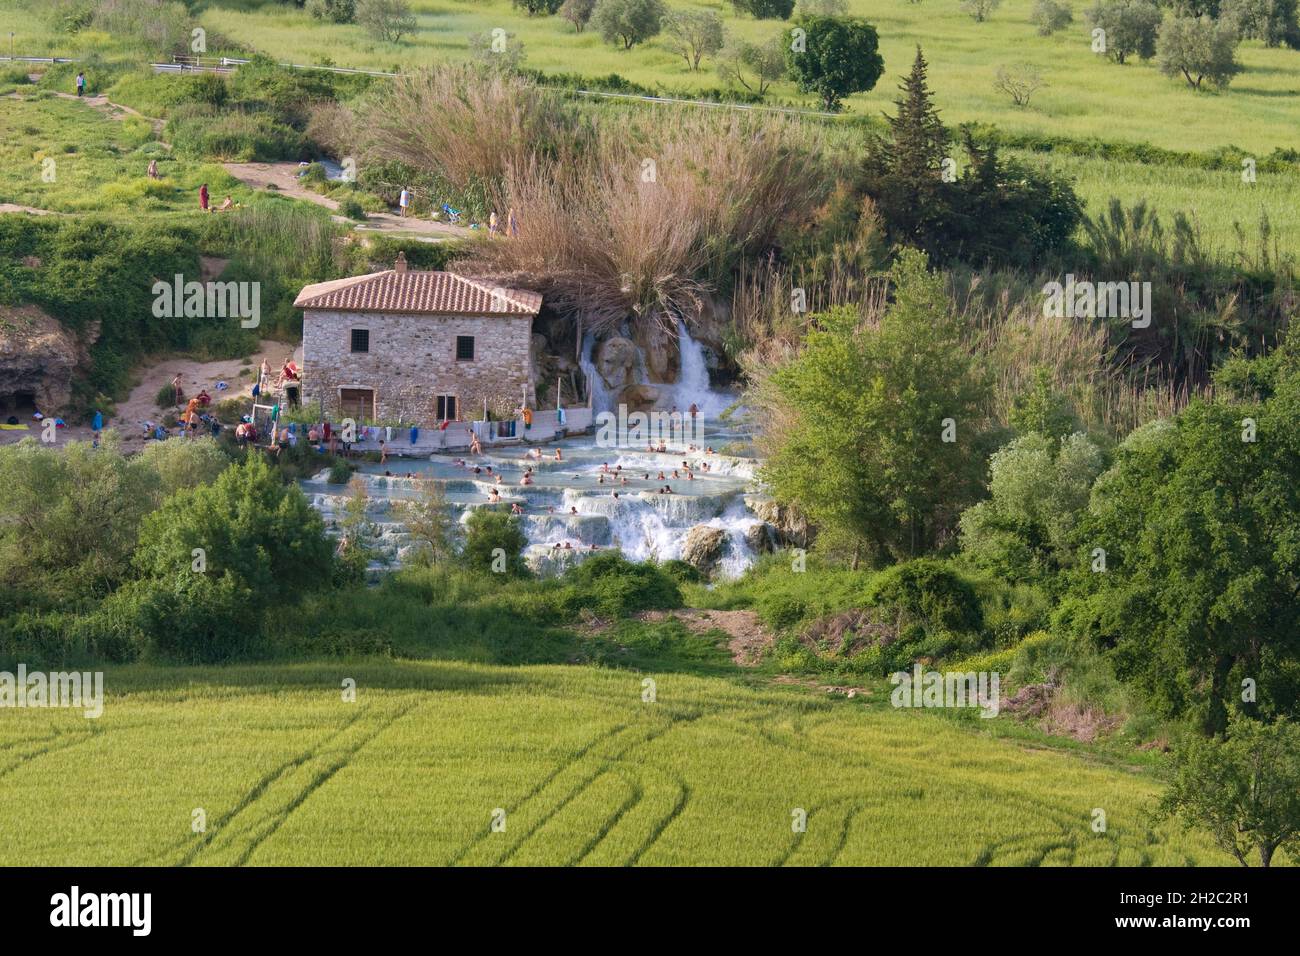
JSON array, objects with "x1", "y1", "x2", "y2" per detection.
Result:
[
  {"x1": 558, "y1": 552, "x2": 682, "y2": 617},
  {"x1": 0, "y1": 214, "x2": 266, "y2": 405},
  {"x1": 860, "y1": 49, "x2": 1083, "y2": 270}
]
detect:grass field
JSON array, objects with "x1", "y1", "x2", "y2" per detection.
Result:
[
  {"x1": 0, "y1": 93, "x2": 248, "y2": 216},
  {"x1": 132, "y1": 0, "x2": 1300, "y2": 154},
  {"x1": 5, "y1": 0, "x2": 1299, "y2": 152},
  {"x1": 0, "y1": 660, "x2": 1233, "y2": 866},
  {"x1": 3, "y1": 88, "x2": 1295, "y2": 252}
]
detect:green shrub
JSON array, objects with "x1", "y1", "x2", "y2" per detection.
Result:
[
  {"x1": 156, "y1": 382, "x2": 179, "y2": 408},
  {"x1": 658, "y1": 559, "x2": 702, "y2": 584},
  {"x1": 101, "y1": 574, "x2": 267, "y2": 664},
  {"x1": 327, "y1": 458, "x2": 353, "y2": 484},
  {"x1": 560, "y1": 552, "x2": 682, "y2": 617},
  {"x1": 865, "y1": 559, "x2": 984, "y2": 636},
  {"x1": 463, "y1": 508, "x2": 529, "y2": 576}
]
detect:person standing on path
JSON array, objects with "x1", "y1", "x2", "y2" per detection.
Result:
[
  {"x1": 75, "y1": 72, "x2": 85, "y2": 96},
  {"x1": 199, "y1": 183, "x2": 209, "y2": 212},
  {"x1": 399, "y1": 187, "x2": 410, "y2": 218},
  {"x1": 91, "y1": 408, "x2": 103, "y2": 448}
]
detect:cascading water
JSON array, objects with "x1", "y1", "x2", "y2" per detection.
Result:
[
  {"x1": 579, "y1": 332, "x2": 616, "y2": 412},
  {"x1": 670, "y1": 317, "x2": 734, "y2": 418},
  {"x1": 304, "y1": 321, "x2": 765, "y2": 577}
]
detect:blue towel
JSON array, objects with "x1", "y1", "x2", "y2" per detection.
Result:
[{"x1": 409, "y1": 426, "x2": 418, "y2": 444}]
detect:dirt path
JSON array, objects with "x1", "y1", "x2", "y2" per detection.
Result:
[
  {"x1": 49, "y1": 90, "x2": 167, "y2": 138},
  {"x1": 0, "y1": 203, "x2": 59, "y2": 216},
  {"x1": 222, "y1": 162, "x2": 472, "y2": 240}
]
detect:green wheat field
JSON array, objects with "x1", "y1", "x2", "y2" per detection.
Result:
[{"x1": 0, "y1": 662, "x2": 1232, "y2": 866}]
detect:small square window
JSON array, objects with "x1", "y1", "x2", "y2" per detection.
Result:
[
  {"x1": 456, "y1": 335, "x2": 475, "y2": 361},
  {"x1": 350, "y1": 329, "x2": 369, "y2": 353}
]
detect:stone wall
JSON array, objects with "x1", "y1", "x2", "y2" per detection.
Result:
[{"x1": 302, "y1": 309, "x2": 535, "y2": 423}]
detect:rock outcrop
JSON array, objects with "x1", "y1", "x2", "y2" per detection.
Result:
[
  {"x1": 745, "y1": 496, "x2": 811, "y2": 548},
  {"x1": 0, "y1": 305, "x2": 86, "y2": 416},
  {"x1": 592, "y1": 336, "x2": 638, "y2": 392},
  {"x1": 682, "y1": 525, "x2": 727, "y2": 576}
]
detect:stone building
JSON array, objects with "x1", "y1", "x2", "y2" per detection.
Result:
[{"x1": 294, "y1": 254, "x2": 541, "y2": 423}]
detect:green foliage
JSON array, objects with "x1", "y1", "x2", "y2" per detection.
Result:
[
  {"x1": 961, "y1": 0, "x2": 1003, "y2": 21},
  {"x1": 326, "y1": 458, "x2": 353, "y2": 484},
  {"x1": 731, "y1": 0, "x2": 797, "y2": 17},
  {"x1": 865, "y1": 558, "x2": 985, "y2": 635},
  {"x1": 1062, "y1": 348, "x2": 1300, "y2": 733},
  {"x1": 1085, "y1": 0, "x2": 1162, "y2": 63},
  {"x1": 559, "y1": 552, "x2": 683, "y2": 617},
  {"x1": 463, "y1": 508, "x2": 530, "y2": 576},
  {"x1": 861, "y1": 50, "x2": 1083, "y2": 268},
  {"x1": 136, "y1": 437, "x2": 230, "y2": 497},
  {"x1": 169, "y1": 105, "x2": 309, "y2": 162},
  {"x1": 0, "y1": 436, "x2": 160, "y2": 603},
  {"x1": 592, "y1": 0, "x2": 667, "y2": 49},
  {"x1": 356, "y1": 0, "x2": 418, "y2": 42},
  {"x1": 1221, "y1": 0, "x2": 1300, "y2": 47},
  {"x1": 1010, "y1": 368, "x2": 1081, "y2": 441},
  {"x1": 560, "y1": 0, "x2": 598, "y2": 31},
  {"x1": 716, "y1": 34, "x2": 788, "y2": 96},
  {"x1": 1157, "y1": 15, "x2": 1244, "y2": 90},
  {"x1": 125, "y1": 455, "x2": 335, "y2": 660},
  {"x1": 307, "y1": 0, "x2": 358, "y2": 23},
  {"x1": 1031, "y1": 0, "x2": 1075, "y2": 33},
  {"x1": 393, "y1": 480, "x2": 458, "y2": 565},
  {"x1": 663, "y1": 9, "x2": 726, "y2": 71},
  {"x1": 959, "y1": 431, "x2": 1106, "y2": 585},
  {"x1": 760, "y1": 249, "x2": 990, "y2": 566},
  {"x1": 513, "y1": 0, "x2": 565, "y2": 13},
  {"x1": 784, "y1": 14, "x2": 883, "y2": 111},
  {"x1": 1156, "y1": 717, "x2": 1300, "y2": 866}
]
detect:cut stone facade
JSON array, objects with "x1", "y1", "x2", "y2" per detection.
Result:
[
  {"x1": 301, "y1": 309, "x2": 535, "y2": 423},
  {"x1": 295, "y1": 260, "x2": 541, "y2": 425}
]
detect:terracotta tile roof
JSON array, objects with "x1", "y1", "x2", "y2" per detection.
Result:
[{"x1": 294, "y1": 268, "x2": 541, "y2": 316}]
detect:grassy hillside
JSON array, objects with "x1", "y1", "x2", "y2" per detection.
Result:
[
  {"x1": 195, "y1": 0, "x2": 1300, "y2": 153},
  {"x1": 3, "y1": 77, "x2": 1296, "y2": 253},
  {"x1": 6, "y1": 0, "x2": 1299, "y2": 152},
  {"x1": 0, "y1": 660, "x2": 1232, "y2": 866}
]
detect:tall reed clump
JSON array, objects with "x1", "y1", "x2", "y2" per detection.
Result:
[
  {"x1": 343, "y1": 64, "x2": 827, "y2": 335},
  {"x1": 474, "y1": 110, "x2": 827, "y2": 334},
  {"x1": 349, "y1": 63, "x2": 586, "y2": 211}
]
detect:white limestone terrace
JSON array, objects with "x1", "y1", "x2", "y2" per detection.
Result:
[{"x1": 301, "y1": 417, "x2": 773, "y2": 578}]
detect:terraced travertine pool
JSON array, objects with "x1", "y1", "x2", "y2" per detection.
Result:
[{"x1": 302, "y1": 416, "x2": 777, "y2": 576}]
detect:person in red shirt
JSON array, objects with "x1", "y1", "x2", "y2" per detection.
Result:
[{"x1": 199, "y1": 183, "x2": 209, "y2": 212}]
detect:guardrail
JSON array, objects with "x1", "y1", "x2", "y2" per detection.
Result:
[{"x1": 0, "y1": 55, "x2": 79, "y2": 64}]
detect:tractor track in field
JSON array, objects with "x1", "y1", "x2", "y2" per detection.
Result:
[
  {"x1": 492, "y1": 720, "x2": 682, "y2": 867},
  {"x1": 573, "y1": 760, "x2": 688, "y2": 866},
  {"x1": 446, "y1": 721, "x2": 631, "y2": 866},
  {"x1": 157, "y1": 709, "x2": 369, "y2": 867},
  {"x1": 566, "y1": 768, "x2": 642, "y2": 867},
  {"x1": 0, "y1": 727, "x2": 101, "y2": 781},
  {"x1": 230, "y1": 700, "x2": 421, "y2": 866},
  {"x1": 825, "y1": 802, "x2": 868, "y2": 866}
]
